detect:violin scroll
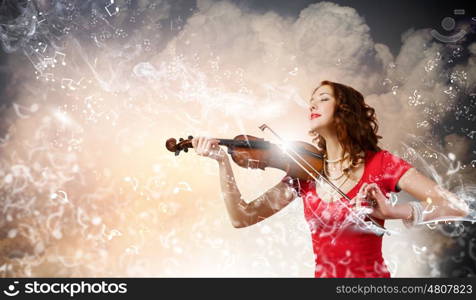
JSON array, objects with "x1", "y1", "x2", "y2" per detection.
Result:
[{"x1": 165, "y1": 135, "x2": 194, "y2": 156}]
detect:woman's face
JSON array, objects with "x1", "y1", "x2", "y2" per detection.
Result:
[{"x1": 309, "y1": 84, "x2": 336, "y2": 133}]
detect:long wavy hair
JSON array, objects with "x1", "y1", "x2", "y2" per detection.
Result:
[{"x1": 308, "y1": 80, "x2": 382, "y2": 175}]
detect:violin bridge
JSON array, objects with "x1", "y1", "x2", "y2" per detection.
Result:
[{"x1": 246, "y1": 158, "x2": 261, "y2": 169}]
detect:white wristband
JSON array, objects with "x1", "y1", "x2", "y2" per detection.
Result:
[{"x1": 402, "y1": 201, "x2": 423, "y2": 228}]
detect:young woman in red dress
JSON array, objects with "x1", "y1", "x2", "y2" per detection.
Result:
[{"x1": 191, "y1": 80, "x2": 469, "y2": 278}]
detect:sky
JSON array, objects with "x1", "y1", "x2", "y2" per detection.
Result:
[
  {"x1": 235, "y1": 0, "x2": 473, "y2": 54},
  {"x1": 0, "y1": 0, "x2": 475, "y2": 277}
]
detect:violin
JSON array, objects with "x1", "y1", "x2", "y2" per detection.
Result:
[
  {"x1": 165, "y1": 124, "x2": 388, "y2": 235},
  {"x1": 166, "y1": 134, "x2": 324, "y2": 181}
]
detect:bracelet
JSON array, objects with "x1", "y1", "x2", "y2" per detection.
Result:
[
  {"x1": 402, "y1": 203, "x2": 413, "y2": 228},
  {"x1": 402, "y1": 201, "x2": 423, "y2": 228},
  {"x1": 404, "y1": 204, "x2": 413, "y2": 220}
]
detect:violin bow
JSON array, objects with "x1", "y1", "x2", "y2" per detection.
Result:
[{"x1": 258, "y1": 123, "x2": 390, "y2": 236}]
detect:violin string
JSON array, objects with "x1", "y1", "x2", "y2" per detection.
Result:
[
  {"x1": 280, "y1": 145, "x2": 387, "y2": 234},
  {"x1": 258, "y1": 124, "x2": 388, "y2": 235},
  {"x1": 236, "y1": 135, "x2": 387, "y2": 235},
  {"x1": 189, "y1": 132, "x2": 387, "y2": 234},
  {"x1": 257, "y1": 126, "x2": 348, "y2": 197}
]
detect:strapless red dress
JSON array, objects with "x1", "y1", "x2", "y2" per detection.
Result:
[{"x1": 282, "y1": 149, "x2": 412, "y2": 278}]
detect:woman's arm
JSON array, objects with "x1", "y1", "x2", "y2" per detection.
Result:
[
  {"x1": 396, "y1": 168, "x2": 469, "y2": 221},
  {"x1": 360, "y1": 168, "x2": 469, "y2": 222},
  {"x1": 192, "y1": 136, "x2": 297, "y2": 228},
  {"x1": 217, "y1": 156, "x2": 297, "y2": 228}
]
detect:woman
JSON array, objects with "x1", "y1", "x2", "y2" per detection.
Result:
[{"x1": 191, "y1": 80, "x2": 469, "y2": 278}]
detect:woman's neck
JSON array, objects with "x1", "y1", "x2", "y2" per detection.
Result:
[{"x1": 322, "y1": 134, "x2": 345, "y2": 161}]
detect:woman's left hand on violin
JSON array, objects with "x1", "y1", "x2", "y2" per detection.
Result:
[{"x1": 353, "y1": 183, "x2": 399, "y2": 220}]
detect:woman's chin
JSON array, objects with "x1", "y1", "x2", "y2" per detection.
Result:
[
  {"x1": 309, "y1": 124, "x2": 322, "y2": 133},
  {"x1": 310, "y1": 119, "x2": 332, "y2": 131}
]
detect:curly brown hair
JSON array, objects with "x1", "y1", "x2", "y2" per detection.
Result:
[{"x1": 308, "y1": 80, "x2": 382, "y2": 175}]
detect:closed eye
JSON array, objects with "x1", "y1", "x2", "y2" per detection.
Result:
[{"x1": 309, "y1": 98, "x2": 328, "y2": 109}]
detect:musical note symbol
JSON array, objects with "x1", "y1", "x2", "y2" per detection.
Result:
[
  {"x1": 446, "y1": 152, "x2": 461, "y2": 175},
  {"x1": 50, "y1": 190, "x2": 69, "y2": 204},
  {"x1": 105, "y1": 0, "x2": 119, "y2": 16},
  {"x1": 467, "y1": 131, "x2": 476, "y2": 139},
  {"x1": 76, "y1": 207, "x2": 89, "y2": 229},
  {"x1": 76, "y1": 77, "x2": 87, "y2": 89},
  {"x1": 52, "y1": 228, "x2": 63, "y2": 239},
  {"x1": 33, "y1": 41, "x2": 47, "y2": 53},
  {"x1": 391, "y1": 85, "x2": 399, "y2": 95},
  {"x1": 106, "y1": 229, "x2": 122, "y2": 240},
  {"x1": 124, "y1": 176, "x2": 139, "y2": 190},
  {"x1": 143, "y1": 39, "x2": 151, "y2": 51},
  {"x1": 40, "y1": 73, "x2": 54, "y2": 81},
  {"x1": 61, "y1": 78, "x2": 76, "y2": 90},
  {"x1": 125, "y1": 245, "x2": 139, "y2": 254},
  {"x1": 42, "y1": 57, "x2": 54, "y2": 67},
  {"x1": 46, "y1": 206, "x2": 65, "y2": 239},
  {"x1": 36, "y1": 15, "x2": 46, "y2": 25},
  {"x1": 160, "y1": 229, "x2": 177, "y2": 249},
  {"x1": 416, "y1": 120, "x2": 429, "y2": 128},
  {"x1": 412, "y1": 244, "x2": 427, "y2": 255},
  {"x1": 173, "y1": 181, "x2": 192, "y2": 194},
  {"x1": 12, "y1": 102, "x2": 39, "y2": 119},
  {"x1": 288, "y1": 67, "x2": 298, "y2": 76},
  {"x1": 382, "y1": 78, "x2": 392, "y2": 86},
  {"x1": 54, "y1": 51, "x2": 66, "y2": 66}
]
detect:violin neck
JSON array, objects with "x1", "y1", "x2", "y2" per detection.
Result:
[
  {"x1": 216, "y1": 138, "x2": 270, "y2": 149},
  {"x1": 216, "y1": 139, "x2": 236, "y2": 147}
]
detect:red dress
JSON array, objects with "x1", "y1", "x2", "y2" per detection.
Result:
[{"x1": 281, "y1": 149, "x2": 412, "y2": 278}]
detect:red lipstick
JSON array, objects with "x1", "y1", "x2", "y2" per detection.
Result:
[{"x1": 310, "y1": 113, "x2": 321, "y2": 120}]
